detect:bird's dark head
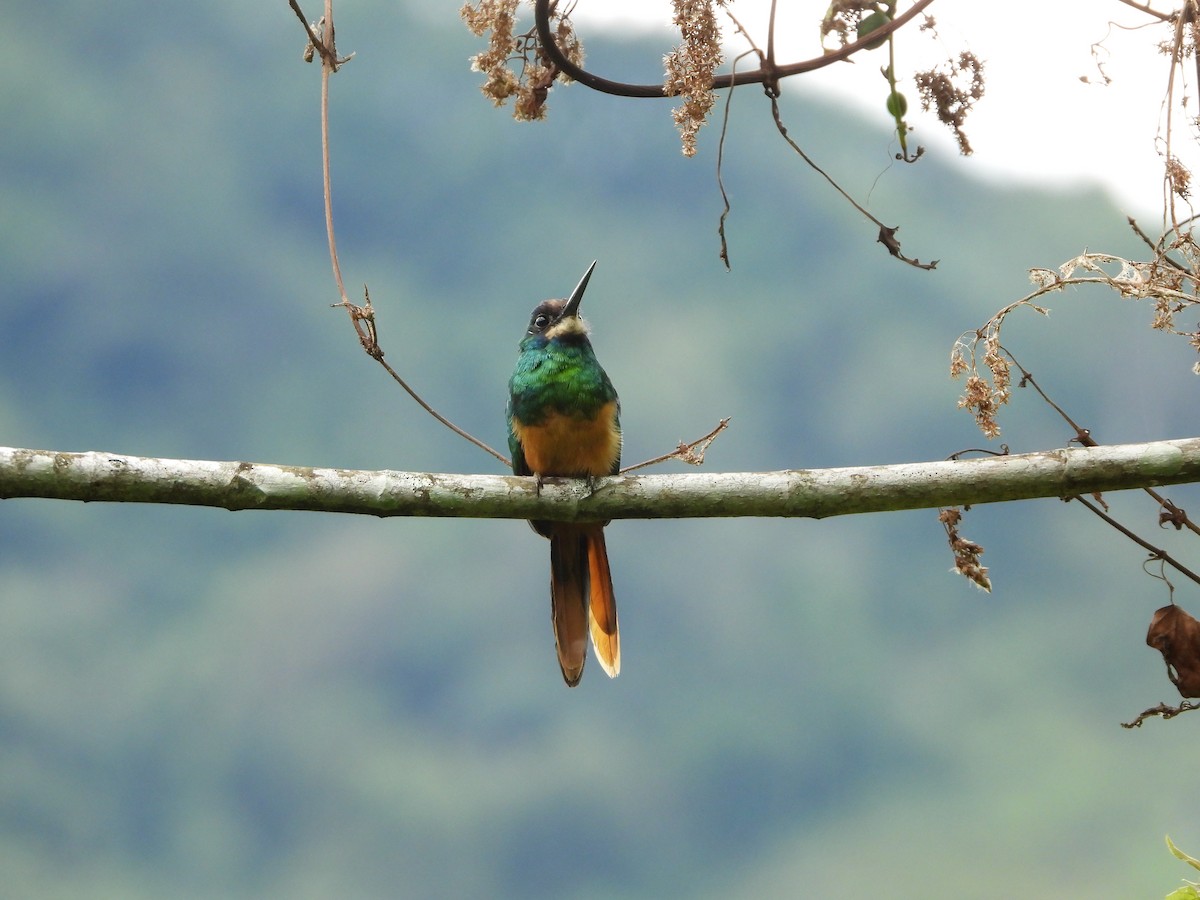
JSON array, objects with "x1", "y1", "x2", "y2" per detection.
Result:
[{"x1": 523, "y1": 261, "x2": 597, "y2": 342}]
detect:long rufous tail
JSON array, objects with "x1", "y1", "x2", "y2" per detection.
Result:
[
  {"x1": 584, "y1": 526, "x2": 620, "y2": 679},
  {"x1": 549, "y1": 524, "x2": 620, "y2": 686}
]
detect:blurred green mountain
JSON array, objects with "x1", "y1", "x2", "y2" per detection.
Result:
[{"x1": 0, "y1": 2, "x2": 1196, "y2": 898}]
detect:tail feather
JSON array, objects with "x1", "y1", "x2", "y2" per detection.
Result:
[
  {"x1": 585, "y1": 527, "x2": 620, "y2": 679},
  {"x1": 548, "y1": 525, "x2": 620, "y2": 685},
  {"x1": 549, "y1": 528, "x2": 589, "y2": 686}
]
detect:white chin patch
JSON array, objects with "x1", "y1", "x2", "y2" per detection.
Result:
[{"x1": 546, "y1": 316, "x2": 589, "y2": 340}]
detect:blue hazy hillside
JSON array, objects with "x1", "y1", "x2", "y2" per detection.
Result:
[{"x1": 1, "y1": 2, "x2": 1197, "y2": 897}]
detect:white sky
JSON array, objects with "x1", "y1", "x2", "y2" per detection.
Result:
[{"x1": 575, "y1": 1, "x2": 1193, "y2": 219}]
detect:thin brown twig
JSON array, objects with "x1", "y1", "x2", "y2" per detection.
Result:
[
  {"x1": 716, "y1": 49, "x2": 759, "y2": 270},
  {"x1": 1164, "y1": 3, "x2": 1184, "y2": 228},
  {"x1": 1121, "y1": 699, "x2": 1200, "y2": 728},
  {"x1": 1000, "y1": 345, "x2": 1091, "y2": 443},
  {"x1": 714, "y1": 10, "x2": 769, "y2": 270},
  {"x1": 1002, "y1": 345, "x2": 1200, "y2": 537},
  {"x1": 1114, "y1": 0, "x2": 1175, "y2": 21},
  {"x1": 288, "y1": 0, "x2": 336, "y2": 70},
  {"x1": 1071, "y1": 494, "x2": 1200, "y2": 587},
  {"x1": 764, "y1": 0, "x2": 780, "y2": 97},
  {"x1": 1160, "y1": 1, "x2": 1200, "y2": 231},
  {"x1": 1128, "y1": 215, "x2": 1165, "y2": 254},
  {"x1": 293, "y1": 0, "x2": 509, "y2": 467},
  {"x1": 1154, "y1": 496, "x2": 1200, "y2": 534},
  {"x1": 318, "y1": 1, "x2": 349, "y2": 307},
  {"x1": 767, "y1": 95, "x2": 937, "y2": 270},
  {"x1": 371, "y1": 345, "x2": 510, "y2": 464},
  {"x1": 332, "y1": 290, "x2": 511, "y2": 465},
  {"x1": 765, "y1": 94, "x2": 875, "y2": 222},
  {"x1": 619, "y1": 418, "x2": 731, "y2": 474},
  {"x1": 946, "y1": 446, "x2": 1010, "y2": 460}
]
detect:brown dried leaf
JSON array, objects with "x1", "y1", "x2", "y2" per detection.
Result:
[{"x1": 1147, "y1": 604, "x2": 1200, "y2": 697}]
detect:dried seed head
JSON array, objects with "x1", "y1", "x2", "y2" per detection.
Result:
[
  {"x1": 664, "y1": 0, "x2": 727, "y2": 157},
  {"x1": 940, "y1": 506, "x2": 992, "y2": 592},
  {"x1": 914, "y1": 51, "x2": 985, "y2": 156},
  {"x1": 461, "y1": 0, "x2": 583, "y2": 120}
]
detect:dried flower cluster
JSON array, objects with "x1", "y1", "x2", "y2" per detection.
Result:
[
  {"x1": 953, "y1": 242, "x2": 1200, "y2": 439},
  {"x1": 914, "y1": 51, "x2": 984, "y2": 155},
  {"x1": 1054, "y1": 250, "x2": 1200, "y2": 371},
  {"x1": 950, "y1": 330, "x2": 1015, "y2": 439},
  {"x1": 1166, "y1": 155, "x2": 1192, "y2": 200},
  {"x1": 663, "y1": 0, "x2": 728, "y2": 157},
  {"x1": 460, "y1": 0, "x2": 583, "y2": 121},
  {"x1": 1157, "y1": 15, "x2": 1198, "y2": 62},
  {"x1": 939, "y1": 507, "x2": 991, "y2": 592}
]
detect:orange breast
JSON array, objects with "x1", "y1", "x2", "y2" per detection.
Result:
[{"x1": 511, "y1": 401, "x2": 621, "y2": 476}]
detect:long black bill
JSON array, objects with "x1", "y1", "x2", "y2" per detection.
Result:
[{"x1": 560, "y1": 260, "x2": 597, "y2": 319}]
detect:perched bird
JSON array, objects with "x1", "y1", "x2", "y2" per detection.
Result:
[{"x1": 506, "y1": 261, "x2": 621, "y2": 686}]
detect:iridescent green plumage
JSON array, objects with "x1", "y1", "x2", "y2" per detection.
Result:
[{"x1": 507, "y1": 326, "x2": 621, "y2": 480}]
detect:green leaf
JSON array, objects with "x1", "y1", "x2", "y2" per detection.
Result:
[
  {"x1": 858, "y1": 10, "x2": 891, "y2": 50},
  {"x1": 1168, "y1": 835, "x2": 1200, "y2": 872}
]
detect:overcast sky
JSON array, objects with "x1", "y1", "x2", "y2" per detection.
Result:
[{"x1": 577, "y1": 1, "x2": 1190, "y2": 219}]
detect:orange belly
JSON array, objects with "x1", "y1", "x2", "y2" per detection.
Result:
[{"x1": 511, "y1": 402, "x2": 621, "y2": 476}]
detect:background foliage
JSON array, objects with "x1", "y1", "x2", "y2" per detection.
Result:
[{"x1": 1, "y1": 1, "x2": 1198, "y2": 896}]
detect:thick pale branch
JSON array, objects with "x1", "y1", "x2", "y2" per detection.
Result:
[{"x1": 1, "y1": 441, "x2": 1199, "y2": 521}]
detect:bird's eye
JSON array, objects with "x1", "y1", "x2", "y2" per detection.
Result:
[{"x1": 533, "y1": 314, "x2": 550, "y2": 330}]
